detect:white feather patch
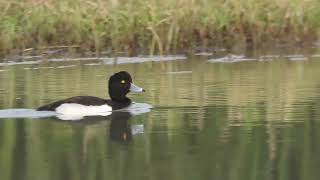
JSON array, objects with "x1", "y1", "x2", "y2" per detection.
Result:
[{"x1": 55, "y1": 103, "x2": 112, "y2": 116}]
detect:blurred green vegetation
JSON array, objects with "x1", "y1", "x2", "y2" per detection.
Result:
[{"x1": 0, "y1": 0, "x2": 319, "y2": 55}]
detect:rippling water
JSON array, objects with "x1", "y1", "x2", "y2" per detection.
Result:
[{"x1": 1, "y1": 49, "x2": 320, "y2": 180}]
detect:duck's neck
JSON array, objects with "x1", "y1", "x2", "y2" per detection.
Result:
[
  {"x1": 110, "y1": 97, "x2": 132, "y2": 110},
  {"x1": 111, "y1": 97, "x2": 131, "y2": 103}
]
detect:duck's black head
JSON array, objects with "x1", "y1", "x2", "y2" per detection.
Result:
[{"x1": 108, "y1": 71, "x2": 145, "y2": 101}]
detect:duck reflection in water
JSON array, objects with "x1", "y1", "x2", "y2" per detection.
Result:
[
  {"x1": 55, "y1": 110, "x2": 146, "y2": 142},
  {"x1": 109, "y1": 111, "x2": 134, "y2": 141}
]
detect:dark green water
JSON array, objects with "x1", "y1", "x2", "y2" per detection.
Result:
[{"x1": 1, "y1": 50, "x2": 320, "y2": 180}]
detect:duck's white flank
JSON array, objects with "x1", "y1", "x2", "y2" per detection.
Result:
[{"x1": 55, "y1": 103, "x2": 112, "y2": 116}]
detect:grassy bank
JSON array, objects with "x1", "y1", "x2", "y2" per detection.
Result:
[{"x1": 0, "y1": 0, "x2": 319, "y2": 55}]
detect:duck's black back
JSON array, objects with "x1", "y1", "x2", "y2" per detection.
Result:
[
  {"x1": 37, "y1": 96, "x2": 132, "y2": 111},
  {"x1": 37, "y1": 96, "x2": 108, "y2": 111}
]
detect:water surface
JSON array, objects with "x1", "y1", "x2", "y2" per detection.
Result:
[{"x1": 1, "y1": 49, "x2": 320, "y2": 180}]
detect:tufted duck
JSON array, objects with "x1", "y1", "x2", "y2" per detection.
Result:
[{"x1": 37, "y1": 71, "x2": 145, "y2": 116}]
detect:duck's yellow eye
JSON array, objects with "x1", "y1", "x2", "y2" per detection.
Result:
[{"x1": 121, "y1": 80, "x2": 126, "y2": 84}]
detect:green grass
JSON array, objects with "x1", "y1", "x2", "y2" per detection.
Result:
[{"x1": 0, "y1": 0, "x2": 319, "y2": 55}]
